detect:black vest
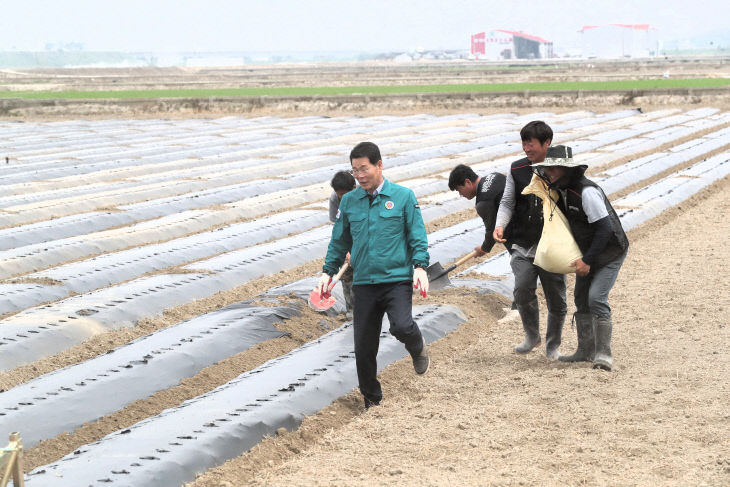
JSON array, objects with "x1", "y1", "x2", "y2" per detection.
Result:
[
  {"x1": 505, "y1": 157, "x2": 543, "y2": 249},
  {"x1": 558, "y1": 177, "x2": 629, "y2": 268}
]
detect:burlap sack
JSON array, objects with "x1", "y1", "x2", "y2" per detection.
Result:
[{"x1": 521, "y1": 174, "x2": 582, "y2": 274}]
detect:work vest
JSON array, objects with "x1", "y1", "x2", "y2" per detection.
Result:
[
  {"x1": 505, "y1": 157, "x2": 543, "y2": 249},
  {"x1": 559, "y1": 177, "x2": 629, "y2": 268}
]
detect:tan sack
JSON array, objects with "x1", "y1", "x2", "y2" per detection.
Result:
[{"x1": 522, "y1": 174, "x2": 582, "y2": 274}]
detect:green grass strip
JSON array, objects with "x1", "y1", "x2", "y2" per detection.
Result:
[{"x1": 1, "y1": 78, "x2": 728, "y2": 100}]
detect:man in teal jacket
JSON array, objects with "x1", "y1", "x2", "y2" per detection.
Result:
[{"x1": 318, "y1": 141, "x2": 431, "y2": 409}]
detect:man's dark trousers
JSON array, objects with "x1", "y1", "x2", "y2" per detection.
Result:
[{"x1": 352, "y1": 281, "x2": 424, "y2": 404}]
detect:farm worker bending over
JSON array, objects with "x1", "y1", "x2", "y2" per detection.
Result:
[
  {"x1": 447, "y1": 164, "x2": 519, "y2": 324},
  {"x1": 318, "y1": 141, "x2": 430, "y2": 410},
  {"x1": 328, "y1": 170, "x2": 357, "y2": 320},
  {"x1": 493, "y1": 121, "x2": 567, "y2": 359},
  {"x1": 532, "y1": 145, "x2": 629, "y2": 371}
]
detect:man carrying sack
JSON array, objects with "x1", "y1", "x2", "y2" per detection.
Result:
[
  {"x1": 521, "y1": 163, "x2": 583, "y2": 275},
  {"x1": 532, "y1": 145, "x2": 629, "y2": 371}
]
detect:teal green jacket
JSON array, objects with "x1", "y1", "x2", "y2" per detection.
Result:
[{"x1": 323, "y1": 179, "x2": 429, "y2": 285}]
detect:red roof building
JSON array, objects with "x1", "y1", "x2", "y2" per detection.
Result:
[{"x1": 470, "y1": 30, "x2": 553, "y2": 60}]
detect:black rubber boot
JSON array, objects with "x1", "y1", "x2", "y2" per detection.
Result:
[
  {"x1": 558, "y1": 313, "x2": 594, "y2": 363},
  {"x1": 515, "y1": 300, "x2": 541, "y2": 354},
  {"x1": 592, "y1": 313, "x2": 613, "y2": 371},
  {"x1": 411, "y1": 337, "x2": 430, "y2": 375},
  {"x1": 364, "y1": 396, "x2": 381, "y2": 409},
  {"x1": 545, "y1": 312, "x2": 565, "y2": 360}
]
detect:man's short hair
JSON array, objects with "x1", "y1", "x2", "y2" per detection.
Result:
[
  {"x1": 331, "y1": 170, "x2": 356, "y2": 191},
  {"x1": 520, "y1": 121, "x2": 553, "y2": 145},
  {"x1": 448, "y1": 164, "x2": 478, "y2": 190},
  {"x1": 349, "y1": 141, "x2": 381, "y2": 165}
]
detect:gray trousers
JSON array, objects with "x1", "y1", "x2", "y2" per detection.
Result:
[
  {"x1": 574, "y1": 251, "x2": 627, "y2": 316},
  {"x1": 341, "y1": 265, "x2": 354, "y2": 314},
  {"x1": 510, "y1": 252, "x2": 567, "y2": 315}
]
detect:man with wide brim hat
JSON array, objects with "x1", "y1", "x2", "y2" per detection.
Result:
[
  {"x1": 536, "y1": 144, "x2": 582, "y2": 169},
  {"x1": 533, "y1": 144, "x2": 629, "y2": 371}
]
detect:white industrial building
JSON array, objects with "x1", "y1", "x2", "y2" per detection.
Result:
[{"x1": 578, "y1": 24, "x2": 659, "y2": 58}]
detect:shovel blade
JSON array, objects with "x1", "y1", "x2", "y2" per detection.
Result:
[
  {"x1": 426, "y1": 262, "x2": 452, "y2": 291},
  {"x1": 308, "y1": 288, "x2": 337, "y2": 311}
]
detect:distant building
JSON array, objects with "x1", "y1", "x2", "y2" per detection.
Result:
[
  {"x1": 578, "y1": 24, "x2": 658, "y2": 58},
  {"x1": 470, "y1": 30, "x2": 553, "y2": 60}
]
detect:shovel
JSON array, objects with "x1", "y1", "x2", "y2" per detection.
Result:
[
  {"x1": 426, "y1": 250, "x2": 478, "y2": 291},
  {"x1": 308, "y1": 262, "x2": 350, "y2": 311}
]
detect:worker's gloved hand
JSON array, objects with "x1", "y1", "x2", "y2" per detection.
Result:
[
  {"x1": 318, "y1": 273, "x2": 332, "y2": 297},
  {"x1": 413, "y1": 267, "x2": 429, "y2": 298}
]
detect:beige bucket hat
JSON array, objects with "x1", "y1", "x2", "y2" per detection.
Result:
[{"x1": 532, "y1": 145, "x2": 585, "y2": 168}]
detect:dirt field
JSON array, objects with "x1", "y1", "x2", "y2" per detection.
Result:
[
  {"x1": 1, "y1": 58, "x2": 730, "y2": 119},
  {"x1": 2, "y1": 57, "x2": 729, "y2": 91},
  {"x1": 186, "y1": 174, "x2": 730, "y2": 487},
  {"x1": 1, "y1": 60, "x2": 728, "y2": 486}
]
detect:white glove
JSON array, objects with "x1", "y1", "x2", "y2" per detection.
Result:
[
  {"x1": 413, "y1": 267, "x2": 429, "y2": 298},
  {"x1": 318, "y1": 273, "x2": 332, "y2": 296}
]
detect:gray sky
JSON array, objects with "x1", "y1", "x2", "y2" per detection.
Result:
[{"x1": 1, "y1": 0, "x2": 727, "y2": 52}]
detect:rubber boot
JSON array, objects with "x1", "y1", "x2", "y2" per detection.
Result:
[
  {"x1": 592, "y1": 313, "x2": 613, "y2": 371},
  {"x1": 545, "y1": 312, "x2": 565, "y2": 360},
  {"x1": 514, "y1": 300, "x2": 541, "y2": 354},
  {"x1": 558, "y1": 313, "x2": 594, "y2": 363}
]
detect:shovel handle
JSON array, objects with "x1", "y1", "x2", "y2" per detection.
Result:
[
  {"x1": 451, "y1": 250, "x2": 479, "y2": 268},
  {"x1": 328, "y1": 261, "x2": 350, "y2": 290},
  {"x1": 431, "y1": 249, "x2": 480, "y2": 283}
]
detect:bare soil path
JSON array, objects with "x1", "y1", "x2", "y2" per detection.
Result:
[{"x1": 188, "y1": 175, "x2": 730, "y2": 487}]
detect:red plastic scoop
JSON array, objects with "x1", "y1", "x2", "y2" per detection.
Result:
[{"x1": 308, "y1": 262, "x2": 349, "y2": 311}]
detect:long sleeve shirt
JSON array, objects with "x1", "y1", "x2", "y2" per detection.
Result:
[{"x1": 475, "y1": 173, "x2": 505, "y2": 253}]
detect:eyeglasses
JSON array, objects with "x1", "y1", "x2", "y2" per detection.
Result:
[{"x1": 350, "y1": 166, "x2": 371, "y2": 176}]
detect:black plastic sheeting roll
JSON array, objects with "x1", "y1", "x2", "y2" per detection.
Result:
[
  {"x1": 0, "y1": 227, "x2": 331, "y2": 371},
  {"x1": 262, "y1": 276, "x2": 347, "y2": 317},
  {"x1": 0, "y1": 303, "x2": 296, "y2": 448},
  {"x1": 31, "y1": 210, "x2": 328, "y2": 294},
  {"x1": 26, "y1": 304, "x2": 466, "y2": 487}
]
